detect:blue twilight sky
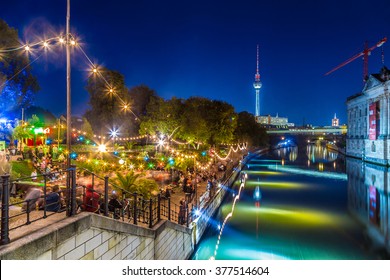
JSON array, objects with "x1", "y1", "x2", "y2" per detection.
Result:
[{"x1": 1, "y1": 0, "x2": 390, "y2": 126}]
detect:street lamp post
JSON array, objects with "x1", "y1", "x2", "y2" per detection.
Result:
[
  {"x1": 194, "y1": 155, "x2": 197, "y2": 208},
  {"x1": 65, "y1": 0, "x2": 73, "y2": 216}
]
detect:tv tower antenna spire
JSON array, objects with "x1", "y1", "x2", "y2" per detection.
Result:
[{"x1": 253, "y1": 45, "x2": 262, "y2": 117}]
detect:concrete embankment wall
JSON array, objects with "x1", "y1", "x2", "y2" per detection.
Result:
[
  {"x1": 0, "y1": 150, "x2": 264, "y2": 260},
  {"x1": 191, "y1": 150, "x2": 263, "y2": 247},
  {"x1": 0, "y1": 213, "x2": 193, "y2": 260}
]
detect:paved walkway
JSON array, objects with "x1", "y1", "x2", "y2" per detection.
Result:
[{"x1": 3, "y1": 169, "x2": 223, "y2": 244}]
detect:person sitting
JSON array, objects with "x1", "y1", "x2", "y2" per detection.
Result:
[
  {"x1": 108, "y1": 192, "x2": 123, "y2": 219},
  {"x1": 40, "y1": 185, "x2": 62, "y2": 212},
  {"x1": 22, "y1": 188, "x2": 42, "y2": 212},
  {"x1": 82, "y1": 184, "x2": 100, "y2": 213}
]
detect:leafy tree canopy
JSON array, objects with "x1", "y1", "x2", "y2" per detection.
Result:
[
  {"x1": 234, "y1": 111, "x2": 268, "y2": 147},
  {"x1": 84, "y1": 68, "x2": 129, "y2": 135},
  {"x1": 0, "y1": 19, "x2": 39, "y2": 117}
]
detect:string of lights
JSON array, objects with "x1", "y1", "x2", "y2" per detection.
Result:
[
  {"x1": 0, "y1": 52, "x2": 44, "y2": 89},
  {"x1": 0, "y1": 33, "x2": 140, "y2": 122}
]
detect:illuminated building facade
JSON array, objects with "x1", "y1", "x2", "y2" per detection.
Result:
[
  {"x1": 346, "y1": 67, "x2": 390, "y2": 165},
  {"x1": 256, "y1": 114, "x2": 294, "y2": 128},
  {"x1": 332, "y1": 113, "x2": 339, "y2": 127}
]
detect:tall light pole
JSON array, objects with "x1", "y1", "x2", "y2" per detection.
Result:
[{"x1": 66, "y1": 0, "x2": 72, "y2": 187}]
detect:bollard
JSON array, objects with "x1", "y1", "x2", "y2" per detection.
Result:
[
  {"x1": 186, "y1": 205, "x2": 189, "y2": 227},
  {"x1": 168, "y1": 197, "x2": 171, "y2": 221},
  {"x1": 43, "y1": 174, "x2": 47, "y2": 218},
  {"x1": 70, "y1": 165, "x2": 77, "y2": 216},
  {"x1": 157, "y1": 194, "x2": 161, "y2": 222},
  {"x1": 149, "y1": 198, "x2": 153, "y2": 228},
  {"x1": 1, "y1": 174, "x2": 11, "y2": 245},
  {"x1": 133, "y1": 193, "x2": 137, "y2": 225},
  {"x1": 26, "y1": 200, "x2": 31, "y2": 225},
  {"x1": 121, "y1": 190, "x2": 124, "y2": 221},
  {"x1": 104, "y1": 176, "x2": 109, "y2": 216}
]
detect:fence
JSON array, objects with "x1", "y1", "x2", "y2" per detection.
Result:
[{"x1": 0, "y1": 159, "x2": 242, "y2": 246}]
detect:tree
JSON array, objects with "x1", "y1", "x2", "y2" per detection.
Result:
[
  {"x1": 84, "y1": 68, "x2": 129, "y2": 135},
  {"x1": 178, "y1": 97, "x2": 237, "y2": 147},
  {"x1": 81, "y1": 117, "x2": 94, "y2": 138},
  {"x1": 234, "y1": 111, "x2": 268, "y2": 147},
  {"x1": 204, "y1": 100, "x2": 237, "y2": 145},
  {"x1": 139, "y1": 97, "x2": 183, "y2": 137},
  {"x1": 12, "y1": 122, "x2": 32, "y2": 151},
  {"x1": 0, "y1": 19, "x2": 40, "y2": 117},
  {"x1": 128, "y1": 85, "x2": 159, "y2": 135}
]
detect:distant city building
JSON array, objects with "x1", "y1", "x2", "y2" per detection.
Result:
[
  {"x1": 256, "y1": 114, "x2": 294, "y2": 128},
  {"x1": 253, "y1": 45, "x2": 262, "y2": 117},
  {"x1": 346, "y1": 66, "x2": 390, "y2": 165},
  {"x1": 332, "y1": 113, "x2": 339, "y2": 127}
]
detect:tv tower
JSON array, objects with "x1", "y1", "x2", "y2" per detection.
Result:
[{"x1": 253, "y1": 45, "x2": 262, "y2": 117}]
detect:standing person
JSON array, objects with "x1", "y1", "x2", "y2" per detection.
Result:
[
  {"x1": 31, "y1": 169, "x2": 38, "y2": 182},
  {"x1": 82, "y1": 184, "x2": 100, "y2": 213},
  {"x1": 108, "y1": 192, "x2": 123, "y2": 219},
  {"x1": 178, "y1": 199, "x2": 186, "y2": 225}
]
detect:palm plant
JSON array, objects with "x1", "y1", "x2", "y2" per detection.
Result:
[{"x1": 113, "y1": 170, "x2": 140, "y2": 194}]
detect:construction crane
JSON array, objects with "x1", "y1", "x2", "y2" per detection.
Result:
[{"x1": 325, "y1": 37, "x2": 387, "y2": 82}]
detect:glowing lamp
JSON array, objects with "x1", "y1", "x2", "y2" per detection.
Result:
[
  {"x1": 33, "y1": 127, "x2": 44, "y2": 134},
  {"x1": 119, "y1": 159, "x2": 125, "y2": 165},
  {"x1": 194, "y1": 208, "x2": 201, "y2": 217},
  {"x1": 98, "y1": 144, "x2": 107, "y2": 152}
]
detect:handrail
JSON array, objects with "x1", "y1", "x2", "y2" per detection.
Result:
[{"x1": 0, "y1": 154, "x2": 248, "y2": 246}]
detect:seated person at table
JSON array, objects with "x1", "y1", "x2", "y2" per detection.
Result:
[
  {"x1": 40, "y1": 185, "x2": 62, "y2": 212},
  {"x1": 82, "y1": 184, "x2": 100, "y2": 213},
  {"x1": 108, "y1": 192, "x2": 123, "y2": 219}
]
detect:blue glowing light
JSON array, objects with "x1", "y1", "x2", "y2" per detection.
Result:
[
  {"x1": 70, "y1": 152, "x2": 78, "y2": 159},
  {"x1": 194, "y1": 209, "x2": 201, "y2": 216},
  {"x1": 253, "y1": 186, "x2": 262, "y2": 201},
  {"x1": 144, "y1": 156, "x2": 149, "y2": 161}
]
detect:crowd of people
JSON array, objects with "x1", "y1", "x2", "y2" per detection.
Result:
[{"x1": 29, "y1": 145, "x2": 66, "y2": 182}]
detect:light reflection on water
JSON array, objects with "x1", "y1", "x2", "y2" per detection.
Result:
[{"x1": 192, "y1": 143, "x2": 390, "y2": 260}]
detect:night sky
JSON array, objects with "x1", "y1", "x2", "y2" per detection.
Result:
[{"x1": 1, "y1": 0, "x2": 390, "y2": 126}]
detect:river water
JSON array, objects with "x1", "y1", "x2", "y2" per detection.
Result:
[{"x1": 192, "y1": 141, "x2": 390, "y2": 260}]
